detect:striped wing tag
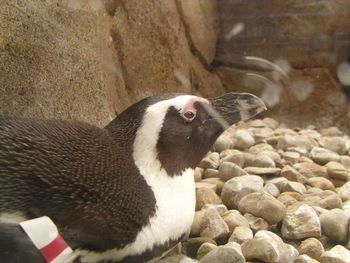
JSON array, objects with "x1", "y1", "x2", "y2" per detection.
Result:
[{"x1": 19, "y1": 216, "x2": 75, "y2": 263}]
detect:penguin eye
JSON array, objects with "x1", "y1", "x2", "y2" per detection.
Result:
[{"x1": 183, "y1": 111, "x2": 196, "y2": 121}]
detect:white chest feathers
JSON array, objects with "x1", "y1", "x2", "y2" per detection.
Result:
[{"x1": 79, "y1": 168, "x2": 196, "y2": 263}]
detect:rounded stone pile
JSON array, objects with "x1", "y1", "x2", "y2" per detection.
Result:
[{"x1": 160, "y1": 118, "x2": 350, "y2": 263}]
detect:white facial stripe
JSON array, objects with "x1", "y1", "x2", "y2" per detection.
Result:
[{"x1": 78, "y1": 95, "x2": 197, "y2": 263}]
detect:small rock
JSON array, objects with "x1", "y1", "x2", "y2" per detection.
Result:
[
  {"x1": 221, "y1": 175, "x2": 264, "y2": 209},
  {"x1": 325, "y1": 161, "x2": 348, "y2": 180},
  {"x1": 213, "y1": 134, "x2": 233, "y2": 152},
  {"x1": 218, "y1": 162, "x2": 247, "y2": 181},
  {"x1": 222, "y1": 210, "x2": 250, "y2": 231},
  {"x1": 182, "y1": 237, "x2": 217, "y2": 259},
  {"x1": 201, "y1": 178, "x2": 224, "y2": 195},
  {"x1": 220, "y1": 150, "x2": 245, "y2": 167},
  {"x1": 281, "y1": 203, "x2": 321, "y2": 239},
  {"x1": 288, "y1": 147, "x2": 309, "y2": 156},
  {"x1": 263, "y1": 182, "x2": 280, "y2": 197},
  {"x1": 198, "y1": 152, "x2": 220, "y2": 169},
  {"x1": 251, "y1": 155, "x2": 276, "y2": 168},
  {"x1": 196, "y1": 187, "x2": 222, "y2": 211},
  {"x1": 191, "y1": 210, "x2": 206, "y2": 236},
  {"x1": 277, "y1": 192, "x2": 300, "y2": 206},
  {"x1": 281, "y1": 165, "x2": 308, "y2": 184},
  {"x1": 281, "y1": 181, "x2": 307, "y2": 194},
  {"x1": 199, "y1": 242, "x2": 245, "y2": 263},
  {"x1": 248, "y1": 143, "x2": 274, "y2": 155},
  {"x1": 202, "y1": 204, "x2": 227, "y2": 216},
  {"x1": 282, "y1": 151, "x2": 301, "y2": 164},
  {"x1": 244, "y1": 213, "x2": 269, "y2": 232},
  {"x1": 319, "y1": 245, "x2": 350, "y2": 263},
  {"x1": 319, "y1": 127, "x2": 343, "y2": 137},
  {"x1": 241, "y1": 230, "x2": 299, "y2": 263},
  {"x1": 228, "y1": 226, "x2": 253, "y2": 244},
  {"x1": 244, "y1": 167, "x2": 281, "y2": 176},
  {"x1": 196, "y1": 242, "x2": 217, "y2": 260},
  {"x1": 158, "y1": 255, "x2": 197, "y2": 263},
  {"x1": 233, "y1": 129, "x2": 255, "y2": 150},
  {"x1": 310, "y1": 147, "x2": 340, "y2": 165},
  {"x1": 319, "y1": 208, "x2": 348, "y2": 242},
  {"x1": 238, "y1": 192, "x2": 286, "y2": 224},
  {"x1": 307, "y1": 177, "x2": 335, "y2": 191},
  {"x1": 298, "y1": 238, "x2": 324, "y2": 261},
  {"x1": 294, "y1": 254, "x2": 320, "y2": 263},
  {"x1": 249, "y1": 127, "x2": 275, "y2": 143},
  {"x1": 340, "y1": 156, "x2": 350, "y2": 171},
  {"x1": 277, "y1": 134, "x2": 313, "y2": 151},
  {"x1": 249, "y1": 119, "x2": 267, "y2": 128},
  {"x1": 195, "y1": 182, "x2": 216, "y2": 192},
  {"x1": 294, "y1": 162, "x2": 328, "y2": 178},
  {"x1": 322, "y1": 137, "x2": 347, "y2": 155},
  {"x1": 266, "y1": 177, "x2": 289, "y2": 190},
  {"x1": 263, "y1": 117, "x2": 279, "y2": 129},
  {"x1": 200, "y1": 207, "x2": 230, "y2": 242},
  {"x1": 301, "y1": 190, "x2": 342, "y2": 209},
  {"x1": 338, "y1": 182, "x2": 350, "y2": 202},
  {"x1": 203, "y1": 168, "x2": 219, "y2": 179},
  {"x1": 194, "y1": 167, "x2": 203, "y2": 182}
]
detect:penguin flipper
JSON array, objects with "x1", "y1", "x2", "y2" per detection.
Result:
[{"x1": 0, "y1": 223, "x2": 45, "y2": 263}]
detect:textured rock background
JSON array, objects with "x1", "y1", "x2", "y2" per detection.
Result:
[{"x1": 1, "y1": 0, "x2": 350, "y2": 130}]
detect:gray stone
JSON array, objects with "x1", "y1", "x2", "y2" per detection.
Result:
[
  {"x1": 281, "y1": 165, "x2": 308, "y2": 184},
  {"x1": 319, "y1": 245, "x2": 350, "y2": 263},
  {"x1": 196, "y1": 242, "x2": 217, "y2": 260},
  {"x1": 196, "y1": 187, "x2": 222, "y2": 211},
  {"x1": 213, "y1": 134, "x2": 233, "y2": 152},
  {"x1": 228, "y1": 226, "x2": 253, "y2": 244},
  {"x1": 338, "y1": 182, "x2": 350, "y2": 202},
  {"x1": 294, "y1": 162, "x2": 328, "y2": 178},
  {"x1": 307, "y1": 177, "x2": 335, "y2": 191},
  {"x1": 263, "y1": 183, "x2": 280, "y2": 197},
  {"x1": 310, "y1": 147, "x2": 340, "y2": 165},
  {"x1": 202, "y1": 204, "x2": 228, "y2": 216},
  {"x1": 199, "y1": 243, "x2": 245, "y2": 263},
  {"x1": 301, "y1": 190, "x2": 342, "y2": 209},
  {"x1": 200, "y1": 207, "x2": 230, "y2": 242},
  {"x1": 325, "y1": 161, "x2": 349, "y2": 180},
  {"x1": 295, "y1": 255, "x2": 320, "y2": 263},
  {"x1": 281, "y1": 181, "x2": 307, "y2": 194},
  {"x1": 238, "y1": 192, "x2": 286, "y2": 224},
  {"x1": 218, "y1": 162, "x2": 247, "y2": 181},
  {"x1": 222, "y1": 210, "x2": 250, "y2": 232},
  {"x1": 221, "y1": 175, "x2": 264, "y2": 209},
  {"x1": 244, "y1": 213, "x2": 269, "y2": 232},
  {"x1": 319, "y1": 209, "x2": 348, "y2": 242},
  {"x1": 191, "y1": 210, "x2": 207, "y2": 236},
  {"x1": 298, "y1": 238, "x2": 324, "y2": 261},
  {"x1": 322, "y1": 137, "x2": 347, "y2": 155},
  {"x1": 244, "y1": 167, "x2": 281, "y2": 176},
  {"x1": 198, "y1": 152, "x2": 220, "y2": 169},
  {"x1": 233, "y1": 129, "x2": 255, "y2": 150},
  {"x1": 251, "y1": 155, "x2": 276, "y2": 168},
  {"x1": 281, "y1": 203, "x2": 321, "y2": 239},
  {"x1": 241, "y1": 230, "x2": 299, "y2": 263},
  {"x1": 203, "y1": 168, "x2": 219, "y2": 179}
]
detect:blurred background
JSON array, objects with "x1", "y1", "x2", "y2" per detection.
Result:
[{"x1": 1, "y1": 0, "x2": 350, "y2": 130}]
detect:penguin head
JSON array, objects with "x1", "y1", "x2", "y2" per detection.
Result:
[{"x1": 126, "y1": 93, "x2": 266, "y2": 176}]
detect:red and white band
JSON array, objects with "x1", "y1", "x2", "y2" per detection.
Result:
[{"x1": 20, "y1": 216, "x2": 75, "y2": 263}]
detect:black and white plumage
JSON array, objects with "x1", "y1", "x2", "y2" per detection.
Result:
[{"x1": 0, "y1": 92, "x2": 266, "y2": 263}]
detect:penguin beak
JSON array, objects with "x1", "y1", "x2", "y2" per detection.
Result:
[{"x1": 198, "y1": 93, "x2": 266, "y2": 131}]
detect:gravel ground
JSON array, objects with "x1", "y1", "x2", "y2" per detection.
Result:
[{"x1": 159, "y1": 117, "x2": 350, "y2": 263}]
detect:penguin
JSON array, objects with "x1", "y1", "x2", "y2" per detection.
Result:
[{"x1": 0, "y1": 92, "x2": 266, "y2": 263}]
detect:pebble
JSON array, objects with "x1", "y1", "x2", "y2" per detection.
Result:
[
  {"x1": 222, "y1": 210, "x2": 250, "y2": 231},
  {"x1": 213, "y1": 134, "x2": 233, "y2": 152},
  {"x1": 182, "y1": 237, "x2": 217, "y2": 258},
  {"x1": 220, "y1": 150, "x2": 245, "y2": 167},
  {"x1": 203, "y1": 168, "x2": 219, "y2": 179},
  {"x1": 340, "y1": 155, "x2": 350, "y2": 171},
  {"x1": 191, "y1": 210, "x2": 207, "y2": 236},
  {"x1": 202, "y1": 204, "x2": 228, "y2": 216},
  {"x1": 319, "y1": 245, "x2": 350, "y2": 263},
  {"x1": 218, "y1": 162, "x2": 247, "y2": 181},
  {"x1": 280, "y1": 180, "x2": 307, "y2": 194},
  {"x1": 199, "y1": 242, "x2": 245, "y2": 263},
  {"x1": 228, "y1": 226, "x2": 253, "y2": 244},
  {"x1": 220, "y1": 175, "x2": 264, "y2": 209},
  {"x1": 241, "y1": 230, "x2": 299, "y2": 263},
  {"x1": 248, "y1": 143, "x2": 274, "y2": 155},
  {"x1": 200, "y1": 207, "x2": 229, "y2": 242},
  {"x1": 281, "y1": 165, "x2": 308, "y2": 184},
  {"x1": 281, "y1": 203, "x2": 321, "y2": 239},
  {"x1": 251, "y1": 155, "x2": 276, "y2": 168},
  {"x1": 282, "y1": 151, "x2": 301, "y2": 164},
  {"x1": 310, "y1": 147, "x2": 340, "y2": 165},
  {"x1": 277, "y1": 192, "x2": 300, "y2": 206},
  {"x1": 295, "y1": 254, "x2": 320, "y2": 263},
  {"x1": 201, "y1": 178, "x2": 224, "y2": 195},
  {"x1": 294, "y1": 162, "x2": 328, "y2": 178},
  {"x1": 325, "y1": 161, "x2": 348, "y2": 180},
  {"x1": 196, "y1": 242, "x2": 217, "y2": 260},
  {"x1": 244, "y1": 213, "x2": 269, "y2": 232},
  {"x1": 238, "y1": 192, "x2": 286, "y2": 224},
  {"x1": 307, "y1": 177, "x2": 335, "y2": 191},
  {"x1": 298, "y1": 238, "x2": 324, "y2": 261},
  {"x1": 338, "y1": 182, "x2": 350, "y2": 202},
  {"x1": 321, "y1": 137, "x2": 347, "y2": 155},
  {"x1": 319, "y1": 127, "x2": 343, "y2": 136},
  {"x1": 263, "y1": 182, "x2": 280, "y2": 197},
  {"x1": 232, "y1": 129, "x2": 255, "y2": 150},
  {"x1": 301, "y1": 190, "x2": 342, "y2": 209},
  {"x1": 157, "y1": 255, "x2": 197, "y2": 263},
  {"x1": 263, "y1": 117, "x2": 279, "y2": 129},
  {"x1": 195, "y1": 182, "x2": 216, "y2": 192},
  {"x1": 277, "y1": 134, "x2": 313, "y2": 151},
  {"x1": 198, "y1": 152, "x2": 220, "y2": 169},
  {"x1": 319, "y1": 209, "x2": 348, "y2": 242},
  {"x1": 244, "y1": 167, "x2": 281, "y2": 176},
  {"x1": 194, "y1": 167, "x2": 203, "y2": 182}
]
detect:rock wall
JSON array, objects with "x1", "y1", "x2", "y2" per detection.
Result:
[{"x1": 0, "y1": 0, "x2": 223, "y2": 127}]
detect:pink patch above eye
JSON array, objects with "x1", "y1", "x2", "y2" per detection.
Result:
[{"x1": 181, "y1": 97, "x2": 209, "y2": 120}]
